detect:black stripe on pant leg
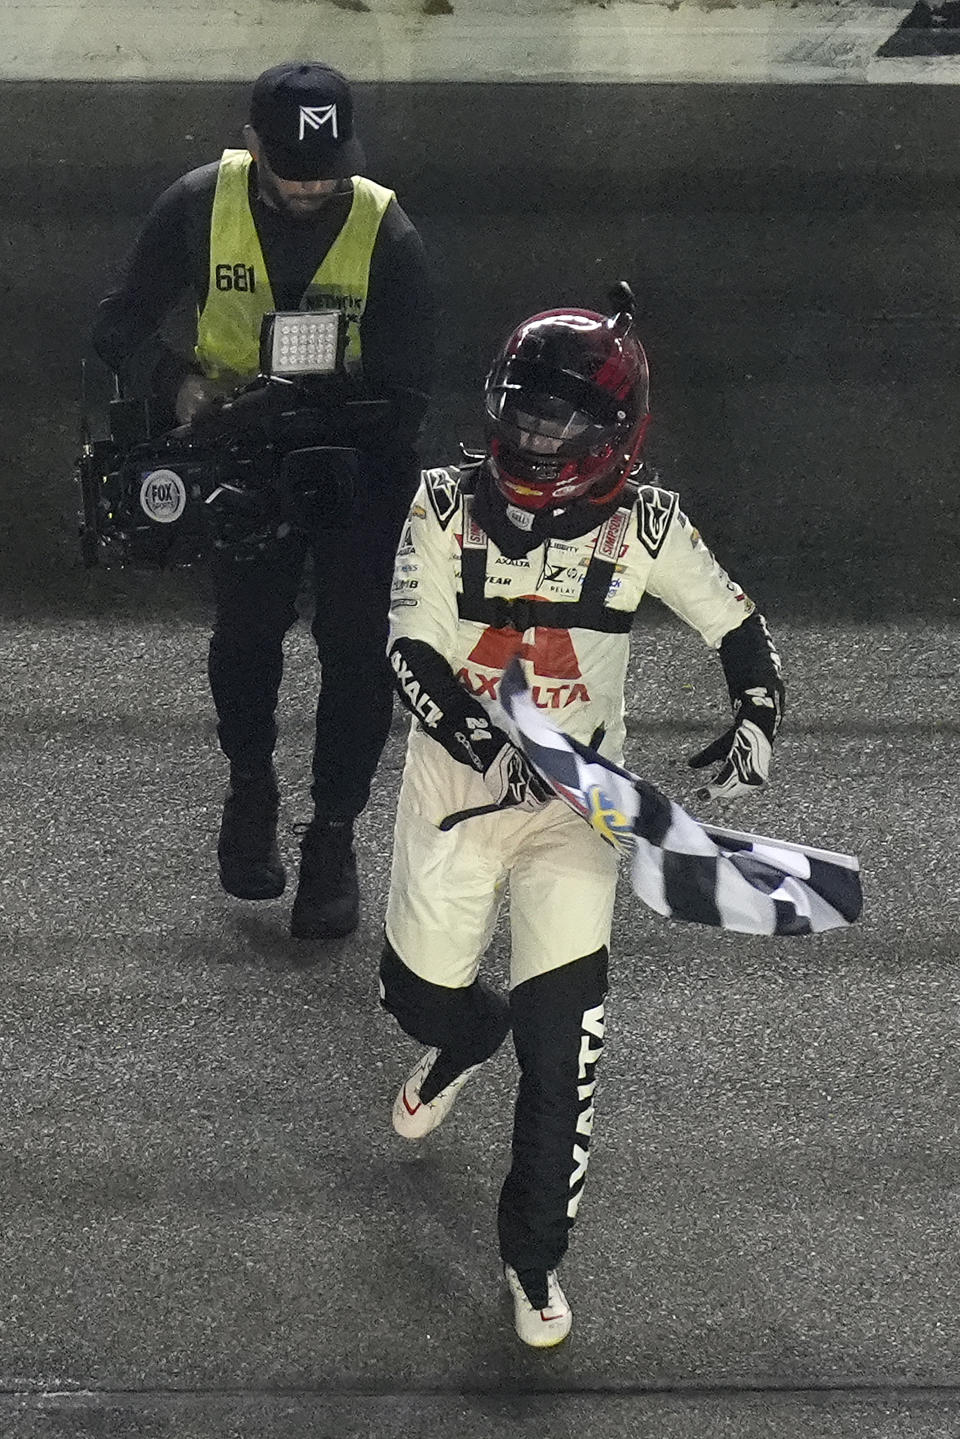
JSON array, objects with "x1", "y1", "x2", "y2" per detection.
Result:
[
  {"x1": 498, "y1": 948, "x2": 608, "y2": 1276},
  {"x1": 379, "y1": 939, "x2": 510, "y2": 1100}
]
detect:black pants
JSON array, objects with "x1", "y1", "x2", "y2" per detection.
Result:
[
  {"x1": 208, "y1": 475, "x2": 411, "y2": 820},
  {"x1": 380, "y1": 940, "x2": 609, "y2": 1275}
]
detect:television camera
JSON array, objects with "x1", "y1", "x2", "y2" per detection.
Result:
[{"x1": 76, "y1": 310, "x2": 390, "y2": 568}]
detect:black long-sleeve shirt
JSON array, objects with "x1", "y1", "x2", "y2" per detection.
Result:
[{"x1": 93, "y1": 160, "x2": 436, "y2": 447}]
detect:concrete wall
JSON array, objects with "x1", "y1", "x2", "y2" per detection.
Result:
[{"x1": 2, "y1": 0, "x2": 953, "y2": 85}]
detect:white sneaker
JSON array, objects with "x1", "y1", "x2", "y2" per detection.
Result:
[
  {"x1": 392, "y1": 1047, "x2": 481, "y2": 1141},
  {"x1": 504, "y1": 1264, "x2": 573, "y2": 1348}
]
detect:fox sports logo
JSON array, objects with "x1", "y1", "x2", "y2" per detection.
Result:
[{"x1": 139, "y1": 469, "x2": 187, "y2": 524}]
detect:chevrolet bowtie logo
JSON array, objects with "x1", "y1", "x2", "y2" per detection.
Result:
[{"x1": 298, "y1": 103, "x2": 339, "y2": 141}]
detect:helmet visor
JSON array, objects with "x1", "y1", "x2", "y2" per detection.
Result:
[
  {"x1": 486, "y1": 357, "x2": 629, "y2": 466},
  {"x1": 501, "y1": 400, "x2": 608, "y2": 460}
]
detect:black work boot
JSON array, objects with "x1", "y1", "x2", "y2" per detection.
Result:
[
  {"x1": 217, "y1": 765, "x2": 286, "y2": 900},
  {"x1": 290, "y1": 818, "x2": 359, "y2": 939}
]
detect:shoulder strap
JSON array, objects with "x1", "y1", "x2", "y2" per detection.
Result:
[
  {"x1": 574, "y1": 474, "x2": 642, "y2": 619},
  {"x1": 454, "y1": 478, "x2": 639, "y2": 635},
  {"x1": 459, "y1": 492, "x2": 489, "y2": 614}
]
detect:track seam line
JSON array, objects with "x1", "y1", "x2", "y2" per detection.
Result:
[{"x1": 3, "y1": 1380, "x2": 960, "y2": 1403}]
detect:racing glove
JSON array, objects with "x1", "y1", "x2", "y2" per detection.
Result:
[
  {"x1": 688, "y1": 684, "x2": 784, "y2": 801},
  {"x1": 482, "y1": 742, "x2": 554, "y2": 811}
]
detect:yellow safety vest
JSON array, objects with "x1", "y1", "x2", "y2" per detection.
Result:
[{"x1": 195, "y1": 149, "x2": 395, "y2": 382}]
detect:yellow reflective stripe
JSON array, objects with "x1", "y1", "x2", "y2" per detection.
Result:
[
  {"x1": 195, "y1": 152, "x2": 394, "y2": 383},
  {"x1": 301, "y1": 176, "x2": 394, "y2": 370}
]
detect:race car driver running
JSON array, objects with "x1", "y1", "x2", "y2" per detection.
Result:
[{"x1": 379, "y1": 287, "x2": 784, "y2": 1347}]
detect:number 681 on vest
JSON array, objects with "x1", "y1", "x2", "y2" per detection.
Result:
[{"x1": 215, "y1": 263, "x2": 257, "y2": 292}]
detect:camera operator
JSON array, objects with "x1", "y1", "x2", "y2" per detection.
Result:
[{"x1": 93, "y1": 62, "x2": 436, "y2": 941}]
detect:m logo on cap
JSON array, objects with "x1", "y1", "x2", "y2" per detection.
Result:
[{"x1": 298, "y1": 104, "x2": 339, "y2": 141}]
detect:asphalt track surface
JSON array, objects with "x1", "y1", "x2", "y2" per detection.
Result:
[{"x1": 1, "y1": 83, "x2": 959, "y2": 1437}]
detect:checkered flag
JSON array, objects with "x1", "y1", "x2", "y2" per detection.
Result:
[{"x1": 499, "y1": 661, "x2": 862, "y2": 936}]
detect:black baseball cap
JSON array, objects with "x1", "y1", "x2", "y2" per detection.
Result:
[{"x1": 249, "y1": 62, "x2": 365, "y2": 180}]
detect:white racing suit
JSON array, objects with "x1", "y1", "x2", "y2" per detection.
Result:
[{"x1": 381, "y1": 461, "x2": 781, "y2": 1285}]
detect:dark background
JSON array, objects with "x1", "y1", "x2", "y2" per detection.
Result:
[{"x1": 2, "y1": 81, "x2": 958, "y2": 618}]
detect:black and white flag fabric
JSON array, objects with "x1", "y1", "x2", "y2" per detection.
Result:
[{"x1": 499, "y1": 661, "x2": 862, "y2": 937}]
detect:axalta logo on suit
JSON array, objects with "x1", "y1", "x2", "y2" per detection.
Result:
[{"x1": 456, "y1": 626, "x2": 591, "y2": 709}]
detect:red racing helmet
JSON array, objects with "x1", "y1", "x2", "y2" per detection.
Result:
[{"x1": 483, "y1": 288, "x2": 651, "y2": 513}]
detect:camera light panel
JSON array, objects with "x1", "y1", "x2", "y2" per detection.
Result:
[{"x1": 268, "y1": 311, "x2": 341, "y2": 376}]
